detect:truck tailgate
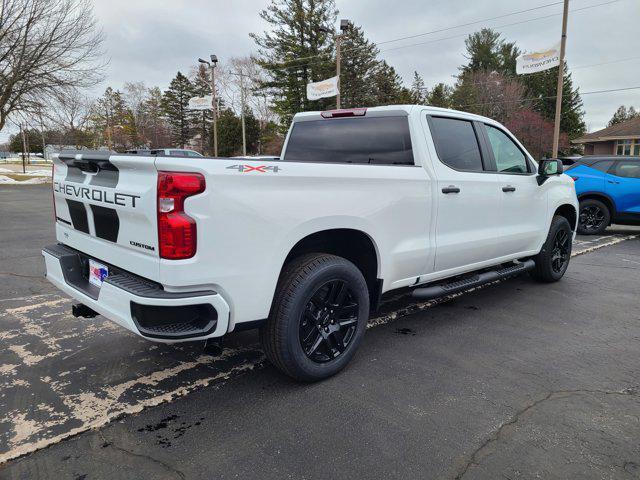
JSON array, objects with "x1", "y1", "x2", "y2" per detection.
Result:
[{"x1": 52, "y1": 152, "x2": 160, "y2": 281}]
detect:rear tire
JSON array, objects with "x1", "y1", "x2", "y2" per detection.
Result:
[
  {"x1": 260, "y1": 253, "x2": 370, "y2": 382},
  {"x1": 530, "y1": 216, "x2": 572, "y2": 283},
  {"x1": 577, "y1": 199, "x2": 610, "y2": 235}
]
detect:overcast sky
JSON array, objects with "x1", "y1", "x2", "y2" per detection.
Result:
[{"x1": 2, "y1": 0, "x2": 638, "y2": 143}]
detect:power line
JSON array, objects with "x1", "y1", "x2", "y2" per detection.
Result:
[
  {"x1": 572, "y1": 56, "x2": 640, "y2": 70},
  {"x1": 374, "y1": 1, "x2": 566, "y2": 47},
  {"x1": 266, "y1": 0, "x2": 568, "y2": 68},
  {"x1": 417, "y1": 54, "x2": 640, "y2": 91},
  {"x1": 455, "y1": 85, "x2": 640, "y2": 109},
  {"x1": 380, "y1": 0, "x2": 619, "y2": 54},
  {"x1": 266, "y1": 0, "x2": 619, "y2": 72}
]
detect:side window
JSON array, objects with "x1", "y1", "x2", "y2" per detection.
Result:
[
  {"x1": 485, "y1": 125, "x2": 529, "y2": 174},
  {"x1": 590, "y1": 160, "x2": 614, "y2": 173},
  {"x1": 611, "y1": 161, "x2": 640, "y2": 179},
  {"x1": 429, "y1": 117, "x2": 483, "y2": 171}
]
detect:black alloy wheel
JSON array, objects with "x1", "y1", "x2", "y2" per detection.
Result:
[
  {"x1": 551, "y1": 228, "x2": 570, "y2": 273},
  {"x1": 299, "y1": 280, "x2": 360, "y2": 363},
  {"x1": 579, "y1": 204, "x2": 606, "y2": 233}
]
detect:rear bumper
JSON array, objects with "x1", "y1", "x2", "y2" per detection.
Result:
[{"x1": 42, "y1": 244, "x2": 230, "y2": 343}]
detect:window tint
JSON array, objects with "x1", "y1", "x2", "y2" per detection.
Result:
[
  {"x1": 429, "y1": 117, "x2": 483, "y2": 171},
  {"x1": 590, "y1": 160, "x2": 614, "y2": 173},
  {"x1": 485, "y1": 125, "x2": 528, "y2": 174},
  {"x1": 611, "y1": 161, "x2": 640, "y2": 179},
  {"x1": 283, "y1": 116, "x2": 413, "y2": 165}
]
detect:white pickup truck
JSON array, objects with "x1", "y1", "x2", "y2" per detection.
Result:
[{"x1": 43, "y1": 105, "x2": 578, "y2": 381}]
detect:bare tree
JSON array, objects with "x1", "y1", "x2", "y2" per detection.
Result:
[{"x1": 0, "y1": 0, "x2": 106, "y2": 132}]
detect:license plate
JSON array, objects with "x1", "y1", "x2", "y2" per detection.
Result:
[{"x1": 88, "y1": 259, "x2": 109, "y2": 287}]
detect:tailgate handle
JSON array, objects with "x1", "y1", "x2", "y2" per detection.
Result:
[{"x1": 73, "y1": 159, "x2": 100, "y2": 174}]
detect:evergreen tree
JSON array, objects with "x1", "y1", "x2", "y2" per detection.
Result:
[
  {"x1": 607, "y1": 105, "x2": 639, "y2": 127},
  {"x1": 251, "y1": 0, "x2": 337, "y2": 129},
  {"x1": 461, "y1": 28, "x2": 519, "y2": 76},
  {"x1": 427, "y1": 83, "x2": 453, "y2": 108},
  {"x1": 410, "y1": 71, "x2": 427, "y2": 104},
  {"x1": 89, "y1": 87, "x2": 137, "y2": 149},
  {"x1": 370, "y1": 61, "x2": 411, "y2": 104},
  {"x1": 458, "y1": 28, "x2": 585, "y2": 140},
  {"x1": 141, "y1": 87, "x2": 168, "y2": 148},
  {"x1": 244, "y1": 108, "x2": 261, "y2": 153},
  {"x1": 162, "y1": 72, "x2": 196, "y2": 148},
  {"x1": 216, "y1": 108, "x2": 242, "y2": 156},
  {"x1": 520, "y1": 63, "x2": 586, "y2": 139},
  {"x1": 191, "y1": 64, "x2": 214, "y2": 154},
  {"x1": 339, "y1": 24, "x2": 380, "y2": 108}
]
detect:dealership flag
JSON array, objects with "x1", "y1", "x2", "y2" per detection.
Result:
[
  {"x1": 306, "y1": 76, "x2": 339, "y2": 100},
  {"x1": 188, "y1": 95, "x2": 213, "y2": 110},
  {"x1": 516, "y1": 43, "x2": 561, "y2": 74}
]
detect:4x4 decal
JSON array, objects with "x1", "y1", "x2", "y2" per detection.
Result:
[{"x1": 226, "y1": 164, "x2": 281, "y2": 173}]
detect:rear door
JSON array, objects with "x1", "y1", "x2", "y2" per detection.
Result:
[
  {"x1": 425, "y1": 115, "x2": 501, "y2": 273},
  {"x1": 52, "y1": 152, "x2": 160, "y2": 280},
  {"x1": 605, "y1": 160, "x2": 640, "y2": 218},
  {"x1": 481, "y1": 123, "x2": 547, "y2": 255}
]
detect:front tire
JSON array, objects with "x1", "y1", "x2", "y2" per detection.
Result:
[
  {"x1": 577, "y1": 199, "x2": 610, "y2": 235},
  {"x1": 530, "y1": 216, "x2": 572, "y2": 283},
  {"x1": 260, "y1": 253, "x2": 370, "y2": 382}
]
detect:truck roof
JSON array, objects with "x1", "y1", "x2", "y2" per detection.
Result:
[{"x1": 292, "y1": 104, "x2": 501, "y2": 125}]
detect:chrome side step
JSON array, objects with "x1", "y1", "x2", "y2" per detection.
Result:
[{"x1": 411, "y1": 260, "x2": 535, "y2": 300}]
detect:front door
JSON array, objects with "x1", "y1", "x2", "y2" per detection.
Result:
[
  {"x1": 605, "y1": 159, "x2": 640, "y2": 220},
  {"x1": 426, "y1": 115, "x2": 502, "y2": 273},
  {"x1": 483, "y1": 124, "x2": 548, "y2": 255}
]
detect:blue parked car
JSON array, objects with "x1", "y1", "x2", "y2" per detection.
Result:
[{"x1": 565, "y1": 156, "x2": 640, "y2": 234}]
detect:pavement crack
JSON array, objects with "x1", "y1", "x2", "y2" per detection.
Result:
[
  {"x1": 453, "y1": 387, "x2": 639, "y2": 480},
  {"x1": 98, "y1": 431, "x2": 185, "y2": 479}
]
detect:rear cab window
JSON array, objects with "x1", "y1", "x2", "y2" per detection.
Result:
[
  {"x1": 428, "y1": 116, "x2": 484, "y2": 172},
  {"x1": 282, "y1": 116, "x2": 414, "y2": 165}
]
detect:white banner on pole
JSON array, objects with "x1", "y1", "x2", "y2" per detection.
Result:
[
  {"x1": 516, "y1": 43, "x2": 561, "y2": 74},
  {"x1": 306, "y1": 76, "x2": 339, "y2": 100},
  {"x1": 188, "y1": 95, "x2": 213, "y2": 110}
]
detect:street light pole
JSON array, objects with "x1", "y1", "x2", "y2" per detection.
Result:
[
  {"x1": 210, "y1": 55, "x2": 219, "y2": 157},
  {"x1": 324, "y1": 20, "x2": 350, "y2": 110},
  {"x1": 199, "y1": 57, "x2": 218, "y2": 156},
  {"x1": 552, "y1": 0, "x2": 569, "y2": 158},
  {"x1": 335, "y1": 34, "x2": 342, "y2": 109}
]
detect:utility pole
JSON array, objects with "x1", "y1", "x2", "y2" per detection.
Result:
[
  {"x1": 552, "y1": 0, "x2": 569, "y2": 158},
  {"x1": 20, "y1": 123, "x2": 27, "y2": 174}
]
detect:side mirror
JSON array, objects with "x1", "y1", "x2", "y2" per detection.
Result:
[{"x1": 537, "y1": 159, "x2": 563, "y2": 185}]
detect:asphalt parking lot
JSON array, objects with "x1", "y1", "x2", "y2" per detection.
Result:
[{"x1": 1, "y1": 184, "x2": 639, "y2": 479}]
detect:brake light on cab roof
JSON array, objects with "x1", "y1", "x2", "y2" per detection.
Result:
[{"x1": 321, "y1": 108, "x2": 367, "y2": 118}]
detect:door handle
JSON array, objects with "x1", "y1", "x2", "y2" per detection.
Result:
[
  {"x1": 442, "y1": 186, "x2": 460, "y2": 194},
  {"x1": 607, "y1": 180, "x2": 620, "y2": 184},
  {"x1": 502, "y1": 186, "x2": 516, "y2": 192}
]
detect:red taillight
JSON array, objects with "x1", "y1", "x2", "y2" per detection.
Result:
[
  {"x1": 157, "y1": 171, "x2": 205, "y2": 259},
  {"x1": 321, "y1": 108, "x2": 367, "y2": 118},
  {"x1": 571, "y1": 176, "x2": 579, "y2": 181}
]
